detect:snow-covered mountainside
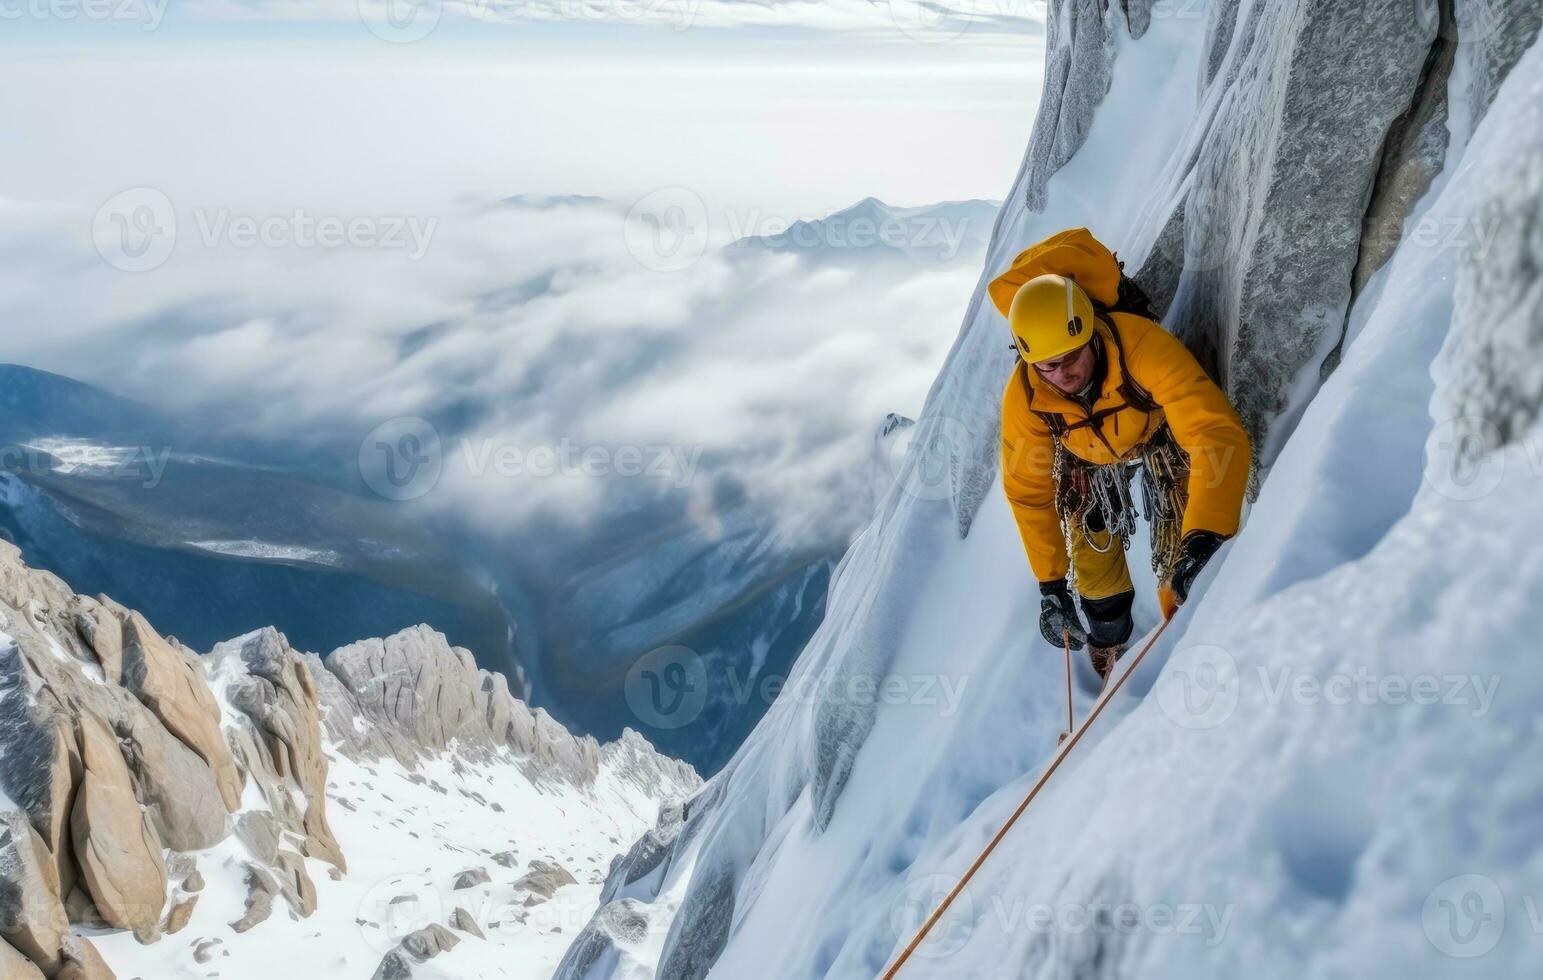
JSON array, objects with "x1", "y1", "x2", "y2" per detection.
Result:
[
  {"x1": 0, "y1": 542, "x2": 699, "y2": 979},
  {"x1": 554, "y1": 2, "x2": 1543, "y2": 978},
  {"x1": 0, "y1": 364, "x2": 522, "y2": 688}
]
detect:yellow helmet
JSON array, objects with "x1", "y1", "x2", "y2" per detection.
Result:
[{"x1": 1008, "y1": 274, "x2": 1096, "y2": 363}]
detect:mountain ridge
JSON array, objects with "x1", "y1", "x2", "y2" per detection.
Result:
[{"x1": 0, "y1": 540, "x2": 700, "y2": 978}]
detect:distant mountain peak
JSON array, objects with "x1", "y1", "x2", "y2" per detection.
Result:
[{"x1": 728, "y1": 196, "x2": 1000, "y2": 265}]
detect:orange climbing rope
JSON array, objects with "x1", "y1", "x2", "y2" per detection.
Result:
[{"x1": 879, "y1": 609, "x2": 1177, "y2": 980}]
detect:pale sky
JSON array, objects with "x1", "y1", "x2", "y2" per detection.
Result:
[{"x1": 1, "y1": 15, "x2": 1044, "y2": 222}]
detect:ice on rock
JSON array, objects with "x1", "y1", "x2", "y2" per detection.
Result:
[
  {"x1": 1021, "y1": 0, "x2": 1117, "y2": 214},
  {"x1": 1447, "y1": 147, "x2": 1543, "y2": 460},
  {"x1": 1133, "y1": 0, "x2": 1441, "y2": 470}
]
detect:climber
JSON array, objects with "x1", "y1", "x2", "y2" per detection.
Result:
[{"x1": 993, "y1": 229, "x2": 1251, "y2": 683}]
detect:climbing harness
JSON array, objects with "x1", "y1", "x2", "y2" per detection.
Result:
[
  {"x1": 1052, "y1": 421, "x2": 1190, "y2": 592},
  {"x1": 879, "y1": 611, "x2": 1178, "y2": 980}
]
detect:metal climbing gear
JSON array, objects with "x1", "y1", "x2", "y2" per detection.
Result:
[
  {"x1": 1139, "y1": 423, "x2": 1191, "y2": 582},
  {"x1": 1051, "y1": 421, "x2": 1191, "y2": 598}
]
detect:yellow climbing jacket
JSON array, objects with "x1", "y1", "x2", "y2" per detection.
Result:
[{"x1": 994, "y1": 230, "x2": 1252, "y2": 585}]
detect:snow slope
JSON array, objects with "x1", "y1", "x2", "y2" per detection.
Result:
[
  {"x1": 556, "y1": 4, "x2": 1543, "y2": 979},
  {"x1": 92, "y1": 728, "x2": 693, "y2": 980}
]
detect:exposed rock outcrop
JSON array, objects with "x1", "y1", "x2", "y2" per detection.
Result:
[
  {"x1": 0, "y1": 541, "x2": 221, "y2": 976},
  {"x1": 0, "y1": 539, "x2": 698, "y2": 979},
  {"x1": 0, "y1": 542, "x2": 337, "y2": 975},
  {"x1": 213, "y1": 629, "x2": 345, "y2": 873},
  {"x1": 54, "y1": 936, "x2": 113, "y2": 980},
  {"x1": 512, "y1": 859, "x2": 576, "y2": 901},
  {"x1": 230, "y1": 864, "x2": 279, "y2": 935},
  {"x1": 69, "y1": 715, "x2": 166, "y2": 939},
  {"x1": 0, "y1": 811, "x2": 67, "y2": 976},
  {"x1": 448, "y1": 907, "x2": 484, "y2": 939},
  {"x1": 118, "y1": 611, "x2": 243, "y2": 813},
  {"x1": 0, "y1": 939, "x2": 46, "y2": 980},
  {"x1": 451, "y1": 868, "x2": 491, "y2": 891},
  {"x1": 371, "y1": 923, "x2": 460, "y2": 980},
  {"x1": 324, "y1": 626, "x2": 601, "y2": 785}
]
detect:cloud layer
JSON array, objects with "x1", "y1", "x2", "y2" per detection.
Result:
[
  {"x1": 4, "y1": 185, "x2": 995, "y2": 547},
  {"x1": 196, "y1": 0, "x2": 1045, "y2": 39},
  {"x1": 2, "y1": 38, "x2": 1037, "y2": 548}
]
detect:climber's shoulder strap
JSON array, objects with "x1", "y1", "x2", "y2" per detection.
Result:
[
  {"x1": 1109, "y1": 262, "x2": 1158, "y2": 320},
  {"x1": 1034, "y1": 409, "x2": 1068, "y2": 438},
  {"x1": 1098, "y1": 310, "x2": 1159, "y2": 416}
]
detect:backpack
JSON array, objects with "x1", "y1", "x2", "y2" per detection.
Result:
[
  {"x1": 989, "y1": 227, "x2": 1159, "y2": 324},
  {"x1": 989, "y1": 229, "x2": 1161, "y2": 431}
]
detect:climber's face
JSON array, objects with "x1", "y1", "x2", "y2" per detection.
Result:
[{"x1": 1034, "y1": 342, "x2": 1095, "y2": 395}]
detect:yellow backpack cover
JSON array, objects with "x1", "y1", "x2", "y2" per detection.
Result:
[{"x1": 988, "y1": 228, "x2": 1128, "y2": 318}]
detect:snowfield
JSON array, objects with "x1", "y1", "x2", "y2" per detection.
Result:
[{"x1": 89, "y1": 725, "x2": 693, "y2": 979}]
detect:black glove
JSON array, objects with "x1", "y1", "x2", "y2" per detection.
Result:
[
  {"x1": 1039, "y1": 579, "x2": 1088, "y2": 650},
  {"x1": 1169, "y1": 531, "x2": 1226, "y2": 605}
]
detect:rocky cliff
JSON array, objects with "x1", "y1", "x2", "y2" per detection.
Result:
[{"x1": 0, "y1": 541, "x2": 698, "y2": 978}]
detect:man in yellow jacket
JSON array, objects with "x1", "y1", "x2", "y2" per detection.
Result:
[{"x1": 999, "y1": 265, "x2": 1251, "y2": 680}]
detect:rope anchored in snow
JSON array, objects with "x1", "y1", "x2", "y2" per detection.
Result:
[{"x1": 879, "y1": 611, "x2": 1177, "y2": 980}]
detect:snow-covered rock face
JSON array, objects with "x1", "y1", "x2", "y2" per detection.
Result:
[
  {"x1": 1448, "y1": 148, "x2": 1543, "y2": 460},
  {"x1": 1140, "y1": 0, "x2": 1437, "y2": 463},
  {"x1": 556, "y1": 4, "x2": 1543, "y2": 980},
  {"x1": 0, "y1": 542, "x2": 699, "y2": 978}
]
